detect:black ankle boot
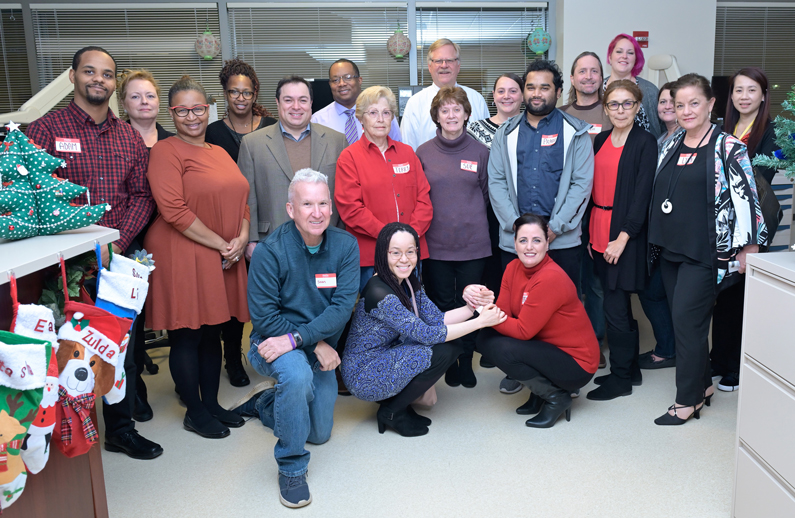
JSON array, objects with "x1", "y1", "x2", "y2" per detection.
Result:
[
  {"x1": 523, "y1": 377, "x2": 572, "y2": 428},
  {"x1": 406, "y1": 406, "x2": 432, "y2": 426},
  {"x1": 377, "y1": 405, "x2": 429, "y2": 437},
  {"x1": 516, "y1": 393, "x2": 543, "y2": 415},
  {"x1": 444, "y1": 360, "x2": 460, "y2": 387},
  {"x1": 458, "y1": 354, "x2": 477, "y2": 388},
  {"x1": 224, "y1": 343, "x2": 250, "y2": 387}
]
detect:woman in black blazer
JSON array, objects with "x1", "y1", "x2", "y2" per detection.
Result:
[{"x1": 585, "y1": 80, "x2": 658, "y2": 401}]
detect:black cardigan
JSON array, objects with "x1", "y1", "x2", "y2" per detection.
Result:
[{"x1": 592, "y1": 123, "x2": 657, "y2": 292}]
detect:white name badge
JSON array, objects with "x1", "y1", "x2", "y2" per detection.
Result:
[
  {"x1": 588, "y1": 124, "x2": 602, "y2": 135},
  {"x1": 541, "y1": 134, "x2": 558, "y2": 146},
  {"x1": 55, "y1": 137, "x2": 81, "y2": 153},
  {"x1": 393, "y1": 163, "x2": 410, "y2": 174},
  {"x1": 678, "y1": 153, "x2": 697, "y2": 166},
  {"x1": 460, "y1": 160, "x2": 478, "y2": 172},
  {"x1": 315, "y1": 273, "x2": 337, "y2": 288}
]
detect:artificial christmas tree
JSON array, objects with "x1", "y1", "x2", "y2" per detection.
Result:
[
  {"x1": 753, "y1": 86, "x2": 795, "y2": 179},
  {"x1": 0, "y1": 121, "x2": 110, "y2": 240}
]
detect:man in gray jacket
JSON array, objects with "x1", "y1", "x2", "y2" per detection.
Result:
[{"x1": 489, "y1": 59, "x2": 594, "y2": 295}]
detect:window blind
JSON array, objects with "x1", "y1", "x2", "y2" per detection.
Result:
[
  {"x1": 0, "y1": 7, "x2": 32, "y2": 114},
  {"x1": 416, "y1": 6, "x2": 548, "y2": 116},
  {"x1": 714, "y1": 4, "x2": 795, "y2": 119},
  {"x1": 30, "y1": 5, "x2": 223, "y2": 132},
  {"x1": 228, "y1": 5, "x2": 410, "y2": 117}
]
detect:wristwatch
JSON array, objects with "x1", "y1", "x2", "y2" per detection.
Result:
[{"x1": 292, "y1": 332, "x2": 304, "y2": 348}]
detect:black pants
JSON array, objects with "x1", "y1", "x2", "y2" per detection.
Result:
[
  {"x1": 592, "y1": 253, "x2": 634, "y2": 333},
  {"x1": 476, "y1": 328, "x2": 593, "y2": 392},
  {"x1": 482, "y1": 205, "x2": 505, "y2": 297},
  {"x1": 423, "y1": 258, "x2": 488, "y2": 355},
  {"x1": 221, "y1": 317, "x2": 245, "y2": 359},
  {"x1": 381, "y1": 342, "x2": 463, "y2": 410},
  {"x1": 659, "y1": 256, "x2": 714, "y2": 406},
  {"x1": 168, "y1": 325, "x2": 225, "y2": 423},
  {"x1": 103, "y1": 312, "x2": 139, "y2": 437},
  {"x1": 710, "y1": 277, "x2": 744, "y2": 374},
  {"x1": 501, "y1": 246, "x2": 582, "y2": 298}
]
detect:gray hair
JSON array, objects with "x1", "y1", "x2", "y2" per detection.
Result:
[{"x1": 287, "y1": 168, "x2": 329, "y2": 203}]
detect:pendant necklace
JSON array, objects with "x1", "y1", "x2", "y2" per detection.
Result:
[{"x1": 661, "y1": 125, "x2": 712, "y2": 214}]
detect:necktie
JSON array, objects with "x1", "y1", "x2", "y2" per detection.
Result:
[{"x1": 344, "y1": 109, "x2": 358, "y2": 145}]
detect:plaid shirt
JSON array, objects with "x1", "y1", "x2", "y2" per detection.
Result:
[{"x1": 26, "y1": 100, "x2": 154, "y2": 251}]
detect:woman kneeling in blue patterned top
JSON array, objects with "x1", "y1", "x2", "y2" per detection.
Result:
[{"x1": 341, "y1": 222, "x2": 506, "y2": 437}]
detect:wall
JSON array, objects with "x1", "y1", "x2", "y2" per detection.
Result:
[{"x1": 555, "y1": 0, "x2": 717, "y2": 96}]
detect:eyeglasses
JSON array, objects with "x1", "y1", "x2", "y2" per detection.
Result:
[
  {"x1": 430, "y1": 58, "x2": 459, "y2": 66},
  {"x1": 227, "y1": 89, "x2": 255, "y2": 99},
  {"x1": 388, "y1": 250, "x2": 417, "y2": 260},
  {"x1": 170, "y1": 104, "x2": 209, "y2": 117},
  {"x1": 365, "y1": 109, "x2": 392, "y2": 120},
  {"x1": 330, "y1": 74, "x2": 360, "y2": 85},
  {"x1": 606, "y1": 100, "x2": 638, "y2": 111}
]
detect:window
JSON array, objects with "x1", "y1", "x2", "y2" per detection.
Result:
[{"x1": 0, "y1": 8, "x2": 31, "y2": 114}]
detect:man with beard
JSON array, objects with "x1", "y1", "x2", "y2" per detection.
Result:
[
  {"x1": 561, "y1": 51, "x2": 613, "y2": 143},
  {"x1": 488, "y1": 60, "x2": 593, "y2": 295},
  {"x1": 311, "y1": 58, "x2": 402, "y2": 144},
  {"x1": 27, "y1": 46, "x2": 161, "y2": 460}
]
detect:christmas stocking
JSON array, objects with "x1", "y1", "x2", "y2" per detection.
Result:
[
  {"x1": 94, "y1": 247, "x2": 149, "y2": 405},
  {"x1": 0, "y1": 330, "x2": 52, "y2": 511}
]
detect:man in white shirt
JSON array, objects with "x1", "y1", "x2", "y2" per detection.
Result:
[
  {"x1": 311, "y1": 59, "x2": 401, "y2": 144},
  {"x1": 400, "y1": 38, "x2": 490, "y2": 150}
]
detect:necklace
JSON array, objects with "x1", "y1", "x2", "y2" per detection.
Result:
[
  {"x1": 227, "y1": 111, "x2": 255, "y2": 149},
  {"x1": 661, "y1": 125, "x2": 712, "y2": 214}
]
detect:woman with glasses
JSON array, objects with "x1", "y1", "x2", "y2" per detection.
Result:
[
  {"x1": 603, "y1": 34, "x2": 661, "y2": 138},
  {"x1": 206, "y1": 58, "x2": 276, "y2": 163},
  {"x1": 335, "y1": 86, "x2": 433, "y2": 293},
  {"x1": 341, "y1": 223, "x2": 505, "y2": 437},
  {"x1": 582, "y1": 80, "x2": 657, "y2": 402},
  {"x1": 205, "y1": 59, "x2": 275, "y2": 388},
  {"x1": 144, "y1": 76, "x2": 251, "y2": 439},
  {"x1": 415, "y1": 86, "x2": 491, "y2": 389},
  {"x1": 648, "y1": 73, "x2": 766, "y2": 425}
]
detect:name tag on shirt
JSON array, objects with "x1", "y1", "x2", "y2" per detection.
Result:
[
  {"x1": 315, "y1": 274, "x2": 337, "y2": 288},
  {"x1": 678, "y1": 153, "x2": 697, "y2": 166},
  {"x1": 588, "y1": 125, "x2": 602, "y2": 135},
  {"x1": 55, "y1": 138, "x2": 81, "y2": 153},
  {"x1": 460, "y1": 160, "x2": 478, "y2": 172},
  {"x1": 522, "y1": 292, "x2": 529, "y2": 305},
  {"x1": 541, "y1": 134, "x2": 558, "y2": 146},
  {"x1": 393, "y1": 163, "x2": 410, "y2": 174}
]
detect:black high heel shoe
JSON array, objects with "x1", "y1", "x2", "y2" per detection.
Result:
[
  {"x1": 407, "y1": 406, "x2": 432, "y2": 426},
  {"x1": 654, "y1": 403, "x2": 702, "y2": 426},
  {"x1": 377, "y1": 405, "x2": 429, "y2": 437},
  {"x1": 516, "y1": 393, "x2": 543, "y2": 415}
]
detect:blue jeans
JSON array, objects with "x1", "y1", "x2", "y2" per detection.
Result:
[
  {"x1": 248, "y1": 342, "x2": 337, "y2": 477},
  {"x1": 638, "y1": 266, "x2": 675, "y2": 358}
]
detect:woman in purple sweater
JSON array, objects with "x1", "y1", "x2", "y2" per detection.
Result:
[{"x1": 416, "y1": 86, "x2": 492, "y2": 388}]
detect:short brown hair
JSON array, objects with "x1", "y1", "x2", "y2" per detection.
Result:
[
  {"x1": 671, "y1": 73, "x2": 713, "y2": 102},
  {"x1": 430, "y1": 86, "x2": 472, "y2": 129},
  {"x1": 118, "y1": 69, "x2": 161, "y2": 119},
  {"x1": 603, "y1": 79, "x2": 643, "y2": 107}
]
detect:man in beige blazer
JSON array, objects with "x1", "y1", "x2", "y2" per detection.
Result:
[{"x1": 239, "y1": 75, "x2": 348, "y2": 259}]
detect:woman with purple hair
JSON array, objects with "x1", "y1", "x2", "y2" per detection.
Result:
[{"x1": 603, "y1": 34, "x2": 661, "y2": 138}]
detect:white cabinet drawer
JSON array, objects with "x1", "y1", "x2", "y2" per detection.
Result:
[
  {"x1": 743, "y1": 268, "x2": 795, "y2": 382},
  {"x1": 734, "y1": 447, "x2": 795, "y2": 518}
]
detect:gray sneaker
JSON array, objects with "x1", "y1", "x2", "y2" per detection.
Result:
[
  {"x1": 279, "y1": 473, "x2": 312, "y2": 508},
  {"x1": 499, "y1": 376, "x2": 523, "y2": 394}
]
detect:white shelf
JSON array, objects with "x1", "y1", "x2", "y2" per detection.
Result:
[{"x1": 0, "y1": 224, "x2": 118, "y2": 284}]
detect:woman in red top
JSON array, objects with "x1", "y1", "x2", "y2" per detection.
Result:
[
  {"x1": 585, "y1": 80, "x2": 657, "y2": 402},
  {"x1": 334, "y1": 86, "x2": 433, "y2": 292},
  {"x1": 477, "y1": 214, "x2": 599, "y2": 428}
]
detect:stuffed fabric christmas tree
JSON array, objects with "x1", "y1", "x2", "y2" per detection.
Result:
[
  {"x1": 0, "y1": 121, "x2": 110, "y2": 240},
  {"x1": 753, "y1": 86, "x2": 795, "y2": 179}
]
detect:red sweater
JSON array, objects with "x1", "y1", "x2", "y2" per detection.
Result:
[
  {"x1": 494, "y1": 255, "x2": 599, "y2": 373},
  {"x1": 334, "y1": 136, "x2": 433, "y2": 267}
]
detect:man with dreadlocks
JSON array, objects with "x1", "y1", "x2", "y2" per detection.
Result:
[{"x1": 230, "y1": 168, "x2": 359, "y2": 509}]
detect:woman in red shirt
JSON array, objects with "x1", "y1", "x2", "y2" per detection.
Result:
[
  {"x1": 585, "y1": 80, "x2": 657, "y2": 402},
  {"x1": 477, "y1": 214, "x2": 599, "y2": 428}
]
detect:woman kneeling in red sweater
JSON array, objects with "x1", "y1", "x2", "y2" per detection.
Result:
[{"x1": 477, "y1": 214, "x2": 600, "y2": 428}]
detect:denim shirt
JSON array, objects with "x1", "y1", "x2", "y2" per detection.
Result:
[{"x1": 516, "y1": 108, "x2": 564, "y2": 217}]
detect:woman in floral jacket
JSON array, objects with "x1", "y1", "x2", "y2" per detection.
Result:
[{"x1": 647, "y1": 73, "x2": 766, "y2": 426}]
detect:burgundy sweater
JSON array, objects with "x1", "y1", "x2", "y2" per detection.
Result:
[{"x1": 416, "y1": 130, "x2": 491, "y2": 261}]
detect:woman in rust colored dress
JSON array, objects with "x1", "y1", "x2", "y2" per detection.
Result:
[{"x1": 144, "y1": 76, "x2": 250, "y2": 439}]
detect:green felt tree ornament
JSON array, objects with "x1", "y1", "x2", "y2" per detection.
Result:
[
  {"x1": 753, "y1": 86, "x2": 795, "y2": 179},
  {"x1": 0, "y1": 122, "x2": 110, "y2": 240}
]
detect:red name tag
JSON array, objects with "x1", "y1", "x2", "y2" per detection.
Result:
[
  {"x1": 587, "y1": 124, "x2": 602, "y2": 135},
  {"x1": 678, "y1": 153, "x2": 697, "y2": 166},
  {"x1": 315, "y1": 274, "x2": 337, "y2": 288},
  {"x1": 55, "y1": 137, "x2": 81, "y2": 153},
  {"x1": 541, "y1": 134, "x2": 558, "y2": 146},
  {"x1": 460, "y1": 160, "x2": 478, "y2": 172},
  {"x1": 393, "y1": 163, "x2": 410, "y2": 174}
]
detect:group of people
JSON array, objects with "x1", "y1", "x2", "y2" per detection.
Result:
[{"x1": 24, "y1": 32, "x2": 778, "y2": 508}]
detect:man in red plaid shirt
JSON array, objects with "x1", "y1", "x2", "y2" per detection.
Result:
[{"x1": 27, "y1": 46, "x2": 161, "y2": 460}]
